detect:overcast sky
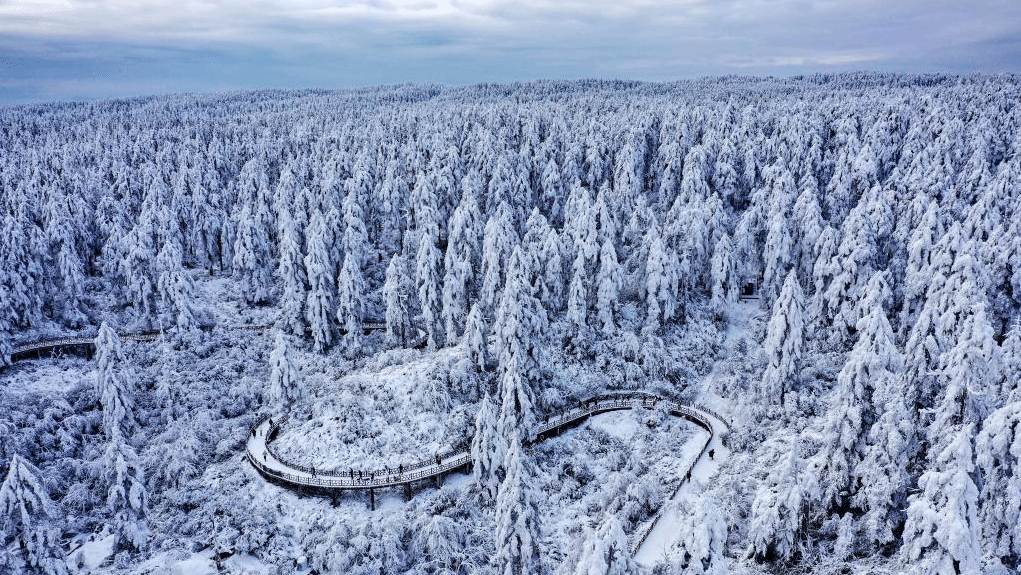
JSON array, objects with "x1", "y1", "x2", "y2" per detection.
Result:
[{"x1": 2, "y1": 0, "x2": 1020, "y2": 105}]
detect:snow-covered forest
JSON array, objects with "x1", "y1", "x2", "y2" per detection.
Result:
[{"x1": 2, "y1": 73, "x2": 1021, "y2": 574}]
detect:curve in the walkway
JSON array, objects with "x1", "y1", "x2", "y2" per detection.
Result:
[{"x1": 245, "y1": 392, "x2": 730, "y2": 553}]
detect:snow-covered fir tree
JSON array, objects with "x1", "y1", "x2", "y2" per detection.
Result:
[
  {"x1": 748, "y1": 439, "x2": 818, "y2": 563},
  {"x1": 276, "y1": 215, "x2": 307, "y2": 337},
  {"x1": 573, "y1": 514, "x2": 637, "y2": 575},
  {"x1": 667, "y1": 491, "x2": 727, "y2": 575},
  {"x1": 760, "y1": 271, "x2": 805, "y2": 409},
  {"x1": 304, "y1": 210, "x2": 335, "y2": 353},
  {"x1": 95, "y1": 323, "x2": 136, "y2": 438},
  {"x1": 0, "y1": 455, "x2": 68, "y2": 575},
  {"x1": 470, "y1": 392, "x2": 501, "y2": 501},
  {"x1": 383, "y1": 253, "x2": 413, "y2": 347},
  {"x1": 494, "y1": 246, "x2": 547, "y2": 445},
  {"x1": 268, "y1": 330, "x2": 304, "y2": 411},
  {"x1": 494, "y1": 438, "x2": 541, "y2": 575}
]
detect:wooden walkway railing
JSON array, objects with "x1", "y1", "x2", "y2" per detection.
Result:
[
  {"x1": 246, "y1": 392, "x2": 730, "y2": 554},
  {"x1": 5, "y1": 319, "x2": 389, "y2": 366}
]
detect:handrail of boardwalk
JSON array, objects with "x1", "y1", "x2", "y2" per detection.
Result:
[
  {"x1": 248, "y1": 393, "x2": 729, "y2": 489},
  {"x1": 6, "y1": 320, "x2": 389, "y2": 365},
  {"x1": 246, "y1": 392, "x2": 730, "y2": 555}
]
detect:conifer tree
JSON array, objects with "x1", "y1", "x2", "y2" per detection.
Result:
[
  {"x1": 304, "y1": 210, "x2": 335, "y2": 353},
  {"x1": 748, "y1": 439, "x2": 818, "y2": 562},
  {"x1": 902, "y1": 425, "x2": 982, "y2": 575},
  {"x1": 976, "y1": 398, "x2": 1021, "y2": 562},
  {"x1": 156, "y1": 239, "x2": 205, "y2": 332},
  {"x1": 464, "y1": 303, "x2": 489, "y2": 372},
  {"x1": 95, "y1": 323, "x2": 136, "y2": 438},
  {"x1": 268, "y1": 330, "x2": 304, "y2": 411},
  {"x1": 710, "y1": 233, "x2": 738, "y2": 310},
  {"x1": 494, "y1": 438, "x2": 540, "y2": 575},
  {"x1": 595, "y1": 239, "x2": 622, "y2": 335},
  {"x1": 643, "y1": 225, "x2": 677, "y2": 335},
  {"x1": 416, "y1": 225, "x2": 443, "y2": 350},
  {"x1": 442, "y1": 182, "x2": 481, "y2": 345},
  {"x1": 0, "y1": 456, "x2": 68, "y2": 575},
  {"x1": 481, "y1": 203, "x2": 518, "y2": 311},
  {"x1": 383, "y1": 254, "x2": 413, "y2": 347},
  {"x1": 761, "y1": 271, "x2": 805, "y2": 408},
  {"x1": 102, "y1": 429, "x2": 148, "y2": 553},
  {"x1": 494, "y1": 247, "x2": 546, "y2": 445},
  {"x1": 574, "y1": 514, "x2": 637, "y2": 575},
  {"x1": 817, "y1": 273, "x2": 900, "y2": 514},
  {"x1": 471, "y1": 393, "x2": 501, "y2": 501},
  {"x1": 276, "y1": 215, "x2": 306, "y2": 337},
  {"x1": 669, "y1": 492, "x2": 728, "y2": 575},
  {"x1": 233, "y1": 203, "x2": 273, "y2": 305},
  {"x1": 336, "y1": 254, "x2": 366, "y2": 354}
]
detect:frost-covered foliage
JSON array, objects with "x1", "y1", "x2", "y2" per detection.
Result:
[
  {"x1": 665, "y1": 489, "x2": 727, "y2": 575},
  {"x1": 760, "y1": 272, "x2": 805, "y2": 410},
  {"x1": 471, "y1": 392, "x2": 502, "y2": 501},
  {"x1": 0, "y1": 455, "x2": 68, "y2": 575},
  {"x1": 573, "y1": 514, "x2": 636, "y2": 575},
  {"x1": 268, "y1": 330, "x2": 304, "y2": 410},
  {"x1": 494, "y1": 438, "x2": 540, "y2": 575},
  {"x1": 2, "y1": 74, "x2": 1021, "y2": 575}
]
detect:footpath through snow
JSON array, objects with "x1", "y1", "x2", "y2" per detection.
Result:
[{"x1": 634, "y1": 300, "x2": 754, "y2": 566}]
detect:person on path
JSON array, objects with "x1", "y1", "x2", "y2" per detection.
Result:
[
  {"x1": 436, "y1": 454, "x2": 441, "y2": 466},
  {"x1": 399, "y1": 464, "x2": 403, "y2": 475}
]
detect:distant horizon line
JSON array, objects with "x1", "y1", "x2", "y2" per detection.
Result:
[{"x1": 4, "y1": 70, "x2": 1019, "y2": 109}]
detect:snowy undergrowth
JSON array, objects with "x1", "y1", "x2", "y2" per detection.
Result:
[{"x1": 272, "y1": 346, "x2": 473, "y2": 470}]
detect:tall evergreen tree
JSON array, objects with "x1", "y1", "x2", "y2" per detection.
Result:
[
  {"x1": 494, "y1": 438, "x2": 541, "y2": 575},
  {"x1": 595, "y1": 239, "x2": 622, "y2": 335},
  {"x1": 494, "y1": 247, "x2": 547, "y2": 445},
  {"x1": 304, "y1": 210, "x2": 335, "y2": 353},
  {"x1": 761, "y1": 271, "x2": 806, "y2": 408},
  {"x1": 336, "y1": 253, "x2": 366, "y2": 355},
  {"x1": 710, "y1": 233, "x2": 739, "y2": 310},
  {"x1": 268, "y1": 330, "x2": 304, "y2": 411},
  {"x1": 573, "y1": 514, "x2": 637, "y2": 575},
  {"x1": 383, "y1": 254, "x2": 413, "y2": 348},
  {"x1": 416, "y1": 225, "x2": 444, "y2": 350},
  {"x1": 748, "y1": 439, "x2": 818, "y2": 562},
  {"x1": 902, "y1": 425, "x2": 982, "y2": 575},
  {"x1": 471, "y1": 393, "x2": 501, "y2": 501},
  {"x1": 0, "y1": 456, "x2": 68, "y2": 575},
  {"x1": 95, "y1": 323, "x2": 136, "y2": 438},
  {"x1": 276, "y1": 215, "x2": 306, "y2": 337}
]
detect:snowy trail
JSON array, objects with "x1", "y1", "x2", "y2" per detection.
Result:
[
  {"x1": 633, "y1": 300, "x2": 755, "y2": 567},
  {"x1": 4, "y1": 321, "x2": 383, "y2": 366},
  {"x1": 247, "y1": 393, "x2": 727, "y2": 493},
  {"x1": 247, "y1": 391, "x2": 730, "y2": 559}
]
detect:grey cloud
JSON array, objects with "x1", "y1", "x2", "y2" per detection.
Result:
[{"x1": 1, "y1": 0, "x2": 1020, "y2": 104}]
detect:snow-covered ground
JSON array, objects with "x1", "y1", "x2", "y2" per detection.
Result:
[
  {"x1": 271, "y1": 347, "x2": 468, "y2": 471},
  {"x1": 634, "y1": 299, "x2": 755, "y2": 567}
]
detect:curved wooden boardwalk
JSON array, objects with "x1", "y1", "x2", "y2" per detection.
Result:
[
  {"x1": 246, "y1": 392, "x2": 730, "y2": 553},
  {"x1": 6, "y1": 322, "x2": 729, "y2": 558},
  {"x1": 5, "y1": 319, "x2": 389, "y2": 365}
]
